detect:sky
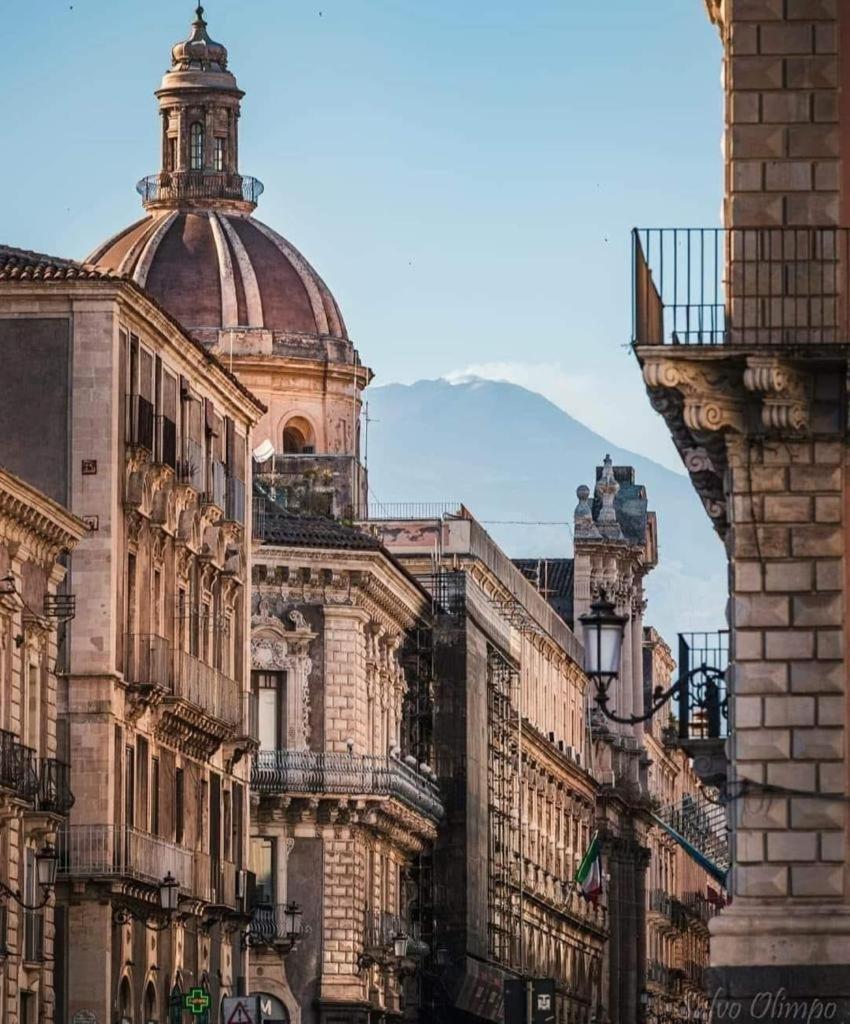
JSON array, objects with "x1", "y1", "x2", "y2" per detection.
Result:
[{"x1": 2, "y1": 0, "x2": 722, "y2": 472}]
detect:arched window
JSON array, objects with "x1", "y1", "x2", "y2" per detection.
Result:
[
  {"x1": 119, "y1": 977, "x2": 134, "y2": 1024},
  {"x1": 282, "y1": 417, "x2": 315, "y2": 455},
  {"x1": 189, "y1": 122, "x2": 205, "y2": 171},
  {"x1": 143, "y1": 982, "x2": 157, "y2": 1024}
]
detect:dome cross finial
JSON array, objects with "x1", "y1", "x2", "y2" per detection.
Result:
[{"x1": 195, "y1": 4, "x2": 205, "y2": 21}]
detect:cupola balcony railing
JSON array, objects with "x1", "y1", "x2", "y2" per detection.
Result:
[
  {"x1": 251, "y1": 750, "x2": 444, "y2": 823},
  {"x1": 136, "y1": 171, "x2": 265, "y2": 207},
  {"x1": 632, "y1": 226, "x2": 850, "y2": 346}
]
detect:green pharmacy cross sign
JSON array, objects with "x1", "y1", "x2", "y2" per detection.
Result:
[{"x1": 183, "y1": 988, "x2": 212, "y2": 1017}]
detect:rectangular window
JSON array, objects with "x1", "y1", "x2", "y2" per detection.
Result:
[
  {"x1": 175, "y1": 768, "x2": 184, "y2": 844},
  {"x1": 223, "y1": 790, "x2": 232, "y2": 862},
  {"x1": 250, "y1": 837, "x2": 274, "y2": 904},
  {"x1": 160, "y1": 371, "x2": 178, "y2": 470},
  {"x1": 151, "y1": 757, "x2": 160, "y2": 836},
  {"x1": 137, "y1": 737, "x2": 149, "y2": 830},
  {"x1": 214, "y1": 137, "x2": 226, "y2": 172},
  {"x1": 168, "y1": 136, "x2": 177, "y2": 172},
  {"x1": 233, "y1": 783, "x2": 244, "y2": 868},
  {"x1": 254, "y1": 672, "x2": 284, "y2": 750},
  {"x1": 124, "y1": 746, "x2": 135, "y2": 829}
]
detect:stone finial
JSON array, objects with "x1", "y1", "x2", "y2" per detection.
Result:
[
  {"x1": 574, "y1": 485, "x2": 601, "y2": 539},
  {"x1": 595, "y1": 454, "x2": 624, "y2": 540}
]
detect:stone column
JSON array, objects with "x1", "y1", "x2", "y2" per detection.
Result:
[{"x1": 322, "y1": 607, "x2": 369, "y2": 754}]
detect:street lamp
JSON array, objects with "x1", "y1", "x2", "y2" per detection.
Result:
[
  {"x1": 580, "y1": 590, "x2": 727, "y2": 729},
  {"x1": 392, "y1": 930, "x2": 409, "y2": 958},
  {"x1": 579, "y1": 592, "x2": 627, "y2": 697},
  {"x1": 0, "y1": 842, "x2": 59, "y2": 909},
  {"x1": 283, "y1": 900, "x2": 303, "y2": 945},
  {"x1": 159, "y1": 872, "x2": 179, "y2": 913},
  {"x1": 113, "y1": 872, "x2": 182, "y2": 930}
]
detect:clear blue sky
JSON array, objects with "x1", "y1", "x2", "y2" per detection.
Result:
[{"x1": 3, "y1": 0, "x2": 722, "y2": 468}]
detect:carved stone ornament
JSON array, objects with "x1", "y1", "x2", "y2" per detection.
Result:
[
  {"x1": 743, "y1": 355, "x2": 810, "y2": 433},
  {"x1": 642, "y1": 356, "x2": 747, "y2": 434},
  {"x1": 574, "y1": 485, "x2": 601, "y2": 540}
]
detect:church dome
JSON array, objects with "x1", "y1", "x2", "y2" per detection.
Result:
[
  {"x1": 88, "y1": 211, "x2": 347, "y2": 340},
  {"x1": 87, "y1": 6, "x2": 348, "y2": 342}
]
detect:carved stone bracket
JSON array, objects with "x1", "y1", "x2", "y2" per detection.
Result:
[
  {"x1": 743, "y1": 355, "x2": 811, "y2": 433},
  {"x1": 642, "y1": 356, "x2": 747, "y2": 435}
]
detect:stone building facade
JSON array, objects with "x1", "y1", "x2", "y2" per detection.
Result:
[
  {"x1": 248, "y1": 498, "x2": 441, "y2": 1024},
  {"x1": 633, "y1": 0, "x2": 850, "y2": 1017},
  {"x1": 0, "y1": 244, "x2": 264, "y2": 1023},
  {"x1": 0, "y1": 467, "x2": 85, "y2": 1024},
  {"x1": 371, "y1": 511, "x2": 606, "y2": 1024}
]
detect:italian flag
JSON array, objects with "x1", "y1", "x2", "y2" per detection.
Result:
[{"x1": 575, "y1": 832, "x2": 603, "y2": 905}]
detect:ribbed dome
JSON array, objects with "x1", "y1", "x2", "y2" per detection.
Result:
[
  {"x1": 171, "y1": 5, "x2": 229, "y2": 72},
  {"x1": 87, "y1": 211, "x2": 347, "y2": 340}
]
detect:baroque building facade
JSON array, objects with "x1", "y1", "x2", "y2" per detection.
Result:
[
  {"x1": 248, "y1": 500, "x2": 442, "y2": 1024},
  {"x1": 0, "y1": 467, "x2": 85, "y2": 1024},
  {"x1": 371, "y1": 510, "x2": 607, "y2": 1024},
  {"x1": 632, "y1": 0, "x2": 850, "y2": 1017},
  {"x1": 0, "y1": 243, "x2": 264, "y2": 1023}
]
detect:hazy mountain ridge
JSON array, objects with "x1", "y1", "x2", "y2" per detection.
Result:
[{"x1": 366, "y1": 378, "x2": 727, "y2": 648}]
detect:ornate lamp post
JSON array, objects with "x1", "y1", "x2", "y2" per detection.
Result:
[
  {"x1": 0, "y1": 842, "x2": 58, "y2": 909},
  {"x1": 113, "y1": 871, "x2": 181, "y2": 930}
]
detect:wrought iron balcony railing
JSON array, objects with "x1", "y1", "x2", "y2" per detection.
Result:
[
  {"x1": 136, "y1": 171, "x2": 265, "y2": 206},
  {"x1": 677, "y1": 630, "x2": 729, "y2": 742},
  {"x1": 252, "y1": 750, "x2": 444, "y2": 822},
  {"x1": 57, "y1": 824, "x2": 195, "y2": 895},
  {"x1": 169, "y1": 650, "x2": 241, "y2": 728},
  {"x1": 633, "y1": 226, "x2": 850, "y2": 346},
  {"x1": 0, "y1": 730, "x2": 38, "y2": 803},
  {"x1": 37, "y1": 758, "x2": 74, "y2": 814},
  {"x1": 124, "y1": 633, "x2": 170, "y2": 689}
]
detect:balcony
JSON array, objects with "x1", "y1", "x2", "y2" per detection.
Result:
[
  {"x1": 136, "y1": 171, "x2": 265, "y2": 208},
  {"x1": 252, "y1": 750, "x2": 444, "y2": 824},
  {"x1": 57, "y1": 824, "x2": 196, "y2": 895},
  {"x1": 124, "y1": 633, "x2": 170, "y2": 690},
  {"x1": 0, "y1": 730, "x2": 38, "y2": 804},
  {"x1": 168, "y1": 649, "x2": 240, "y2": 729},
  {"x1": 37, "y1": 758, "x2": 74, "y2": 815},
  {"x1": 676, "y1": 630, "x2": 728, "y2": 743},
  {"x1": 253, "y1": 454, "x2": 367, "y2": 521},
  {"x1": 632, "y1": 227, "x2": 850, "y2": 347}
]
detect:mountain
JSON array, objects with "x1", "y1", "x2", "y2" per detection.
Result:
[{"x1": 365, "y1": 378, "x2": 727, "y2": 649}]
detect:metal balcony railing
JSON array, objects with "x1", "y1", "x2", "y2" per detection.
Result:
[
  {"x1": 136, "y1": 171, "x2": 265, "y2": 206},
  {"x1": 677, "y1": 630, "x2": 729, "y2": 742},
  {"x1": 632, "y1": 227, "x2": 850, "y2": 346},
  {"x1": 364, "y1": 909, "x2": 406, "y2": 949},
  {"x1": 37, "y1": 758, "x2": 74, "y2": 814},
  {"x1": 252, "y1": 750, "x2": 444, "y2": 823},
  {"x1": 247, "y1": 903, "x2": 297, "y2": 947},
  {"x1": 367, "y1": 502, "x2": 461, "y2": 521},
  {"x1": 57, "y1": 824, "x2": 195, "y2": 893},
  {"x1": 169, "y1": 650, "x2": 240, "y2": 728},
  {"x1": 124, "y1": 633, "x2": 170, "y2": 689},
  {"x1": 0, "y1": 730, "x2": 39, "y2": 803}
]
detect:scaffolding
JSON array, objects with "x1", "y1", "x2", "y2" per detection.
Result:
[{"x1": 487, "y1": 644, "x2": 521, "y2": 970}]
